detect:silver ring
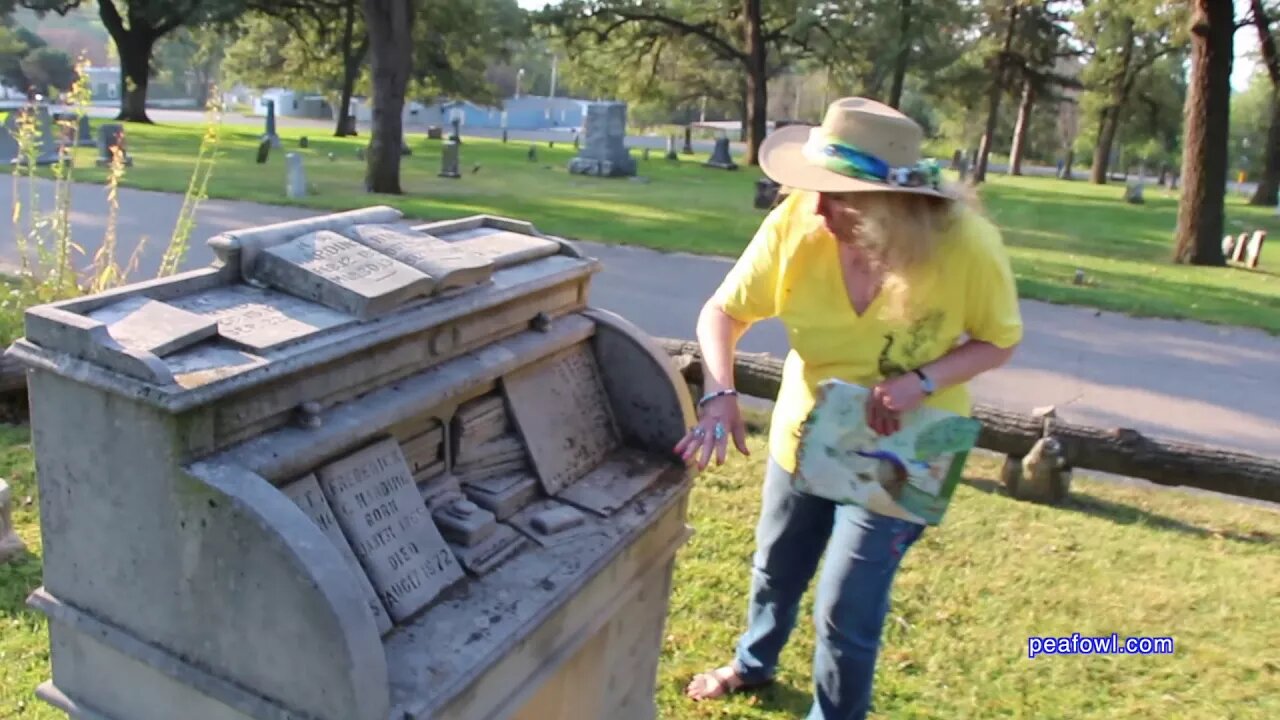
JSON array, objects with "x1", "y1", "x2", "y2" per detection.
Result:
[{"x1": 692, "y1": 426, "x2": 706, "y2": 438}]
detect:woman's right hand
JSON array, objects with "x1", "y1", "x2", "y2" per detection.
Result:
[{"x1": 673, "y1": 394, "x2": 751, "y2": 471}]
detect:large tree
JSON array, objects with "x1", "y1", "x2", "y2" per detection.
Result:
[
  {"x1": 91, "y1": 1, "x2": 245, "y2": 122},
  {"x1": 226, "y1": 1, "x2": 369, "y2": 136},
  {"x1": 814, "y1": 0, "x2": 971, "y2": 111},
  {"x1": 1172, "y1": 0, "x2": 1233, "y2": 266},
  {"x1": 973, "y1": 0, "x2": 1019, "y2": 183},
  {"x1": 361, "y1": 0, "x2": 413, "y2": 193},
  {"x1": 1076, "y1": 0, "x2": 1186, "y2": 185},
  {"x1": 546, "y1": 0, "x2": 824, "y2": 165}
]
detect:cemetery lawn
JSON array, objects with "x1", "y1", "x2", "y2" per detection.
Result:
[
  {"x1": 49, "y1": 122, "x2": 1280, "y2": 334},
  {"x1": 0, "y1": 428, "x2": 1277, "y2": 719}
]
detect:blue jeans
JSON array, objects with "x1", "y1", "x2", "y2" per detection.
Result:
[{"x1": 731, "y1": 458, "x2": 926, "y2": 720}]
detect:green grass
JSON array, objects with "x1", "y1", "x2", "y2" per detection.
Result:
[
  {"x1": 37, "y1": 121, "x2": 1280, "y2": 333},
  {"x1": 0, "y1": 428, "x2": 1276, "y2": 718},
  {"x1": 657, "y1": 440, "x2": 1279, "y2": 719}
]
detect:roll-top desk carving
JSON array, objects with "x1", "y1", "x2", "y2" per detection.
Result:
[{"x1": 7, "y1": 206, "x2": 695, "y2": 720}]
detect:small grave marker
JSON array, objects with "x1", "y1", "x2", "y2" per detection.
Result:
[
  {"x1": 0, "y1": 479, "x2": 26, "y2": 564},
  {"x1": 263, "y1": 99, "x2": 281, "y2": 148},
  {"x1": 439, "y1": 140, "x2": 461, "y2": 179},
  {"x1": 704, "y1": 136, "x2": 738, "y2": 170},
  {"x1": 286, "y1": 152, "x2": 307, "y2": 198},
  {"x1": 95, "y1": 123, "x2": 132, "y2": 167}
]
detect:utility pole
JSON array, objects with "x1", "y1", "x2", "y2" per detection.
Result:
[{"x1": 549, "y1": 54, "x2": 558, "y2": 99}]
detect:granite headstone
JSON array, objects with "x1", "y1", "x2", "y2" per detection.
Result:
[
  {"x1": 567, "y1": 102, "x2": 637, "y2": 177},
  {"x1": 704, "y1": 136, "x2": 738, "y2": 170}
]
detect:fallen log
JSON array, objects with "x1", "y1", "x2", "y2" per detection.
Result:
[
  {"x1": 0, "y1": 354, "x2": 25, "y2": 395},
  {"x1": 656, "y1": 337, "x2": 1280, "y2": 504}
]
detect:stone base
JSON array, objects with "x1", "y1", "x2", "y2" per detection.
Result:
[
  {"x1": 567, "y1": 157, "x2": 637, "y2": 178},
  {"x1": 704, "y1": 160, "x2": 738, "y2": 171},
  {"x1": 95, "y1": 156, "x2": 134, "y2": 168},
  {"x1": 439, "y1": 170, "x2": 461, "y2": 179}
]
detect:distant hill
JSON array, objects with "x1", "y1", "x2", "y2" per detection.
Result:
[{"x1": 12, "y1": 6, "x2": 111, "y2": 66}]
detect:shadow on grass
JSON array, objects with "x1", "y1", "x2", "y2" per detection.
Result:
[
  {"x1": 0, "y1": 548, "x2": 43, "y2": 619},
  {"x1": 961, "y1": 476, "x2": 1276, "y2": 546}
]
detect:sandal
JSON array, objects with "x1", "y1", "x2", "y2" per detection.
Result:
[{"x1": 684, "y1": 665, "x2": 773, "y2": 701}]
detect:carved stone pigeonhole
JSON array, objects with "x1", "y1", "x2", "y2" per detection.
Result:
[{"x1": 7, "y1": 206, "x2": 695, "y2": 720}]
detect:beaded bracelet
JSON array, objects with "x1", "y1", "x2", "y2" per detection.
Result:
[{"x1": 697, "y1": 388, "x2": 739, "y2": 407}]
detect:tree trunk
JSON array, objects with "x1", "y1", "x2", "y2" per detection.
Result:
[
  {"x1": 1062, "y1": 149, "x2": 1074, "y2": 180},
  {"x1": 1090, "y1": 23, "x2": 1135, "y2": 185},
  {"x1": 1090, "y1": 108, "x2": 1121, "y2": 184},
  {"x1": 975, "y1": 0, "x2": 1019, "y2": 183},
  {"x1": 888, "y1": 0, "x2": 912, "y2": 109},
  {"x1": 657, "y1": 338, "x2": 1280, "y2": 503},
  {"x1": 742, "y1": 0, "x2": 767, "y2": 165},
  {"x1": 115, "y1": 34, "x2": 155, "y2": 123},
  {"x1": 1251, "y1": 92, "x2": 1280, "y2": 206},
  {"x1": 1174, "y1": 0, "x2": 1234, "y2": 266},
  {"x1": 1249, "y1": 0, "x2": 1280, "y2": 205},
  {"x1": 335, "y1": 1, "x2": 363, "y2": 137},
  {"x1": 361, "y1": 0, "x2": 414, "y2": 194},
  {"x1": 1008, "y1": 78, "x2": 1034, "y2": 176}
]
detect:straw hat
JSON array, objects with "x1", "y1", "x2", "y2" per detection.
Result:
[{"x1": 759, "y1": 97, "x2": 949, "y2": 198}]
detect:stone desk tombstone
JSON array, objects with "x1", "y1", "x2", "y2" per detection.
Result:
[{"x1": 7, "y1": 205, "x2": 695, "y2": 720}]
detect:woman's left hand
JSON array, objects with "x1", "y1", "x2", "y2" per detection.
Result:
[{"x1": 866, "y1": 373, "x2": 927, "y2": 436}]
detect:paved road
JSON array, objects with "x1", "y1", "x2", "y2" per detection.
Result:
[{"x1": 3, "y1": 180, "x2": 1278, "y2": 463}]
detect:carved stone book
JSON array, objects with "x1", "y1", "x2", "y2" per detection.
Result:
[
  {"x1": 250, "y1": 230, "x2": 435, "y2": 319},
  {"x1": 793, "y1": 379, "x2": 981, "y2": 526},
  {"x1": 341, "y1": 224, "x2": 495, "y2": 292}
]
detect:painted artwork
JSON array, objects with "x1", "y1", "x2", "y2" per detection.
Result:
[{"x1": 793, "y1": 379, "x2": 982, "y2": 526}]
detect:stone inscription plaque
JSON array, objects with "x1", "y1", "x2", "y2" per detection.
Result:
[
  {"x1": 87, "y1": 296, "x2": 218, "y2": 357},
  {"x1": 315, "y1": 438, "x2": 464, "y2": 622},
  {"x1": 342, "y1": 224, "x2": 494, "y2": 291},
  {"x1": 170, "y1": 286, "x2": 355, "y2": 352},
  {"x1": 503, "y1": 343, "x2": 619, "y2": 495},
  {"x1": 281, "y1": 474, "x2": 393, "y2": 635},
  {"x1": 252, "y1": 230, "x2": 434, "y2": 319}
]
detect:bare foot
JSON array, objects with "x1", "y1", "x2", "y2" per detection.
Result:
[{"x1": 685, "y1": 665, "x2": 758, "y2": 701}]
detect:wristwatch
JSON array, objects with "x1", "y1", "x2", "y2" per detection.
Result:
[{"x1": 912, "y1": 368, "x2": 935, "y2": 396}]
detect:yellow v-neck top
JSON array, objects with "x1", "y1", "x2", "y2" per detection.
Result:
[{"x1": 712, "y1": 191, "x2": 1024, "y2": 473}]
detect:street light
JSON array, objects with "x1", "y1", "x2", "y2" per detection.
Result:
[{"x1": 516, "y1": 68, "x2": 525, "y2": 99}]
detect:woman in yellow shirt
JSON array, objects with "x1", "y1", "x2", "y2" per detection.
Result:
[{"x1": 679, "y1": 98, "x2": 1023, "y2": 718}]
